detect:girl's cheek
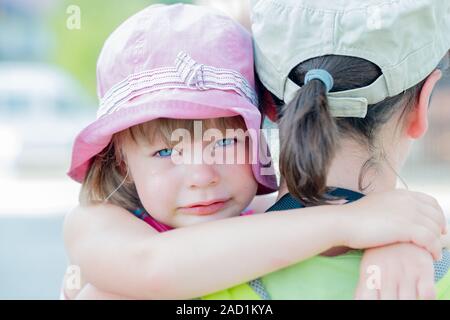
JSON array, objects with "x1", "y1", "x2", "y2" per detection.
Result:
[
  {"x1": 131, "y1": 159, "x2": 175, "y2": 189},
  {"x1": 148, "y1": 158, "x2": 175, "y2": 172},
  {"x1": 222, "y1": 163, "x2": 257, "y2": 190},
  {"x1": 139, "y1": 172, "x2": 172, "y2": 197},
  {"x1": 137, "y1": 175, "x2": 177, "y2": 221},
  {"x1": 131, "y1": 160, "x2": 165, "y2": 193},
  {"x1": 241, "y1": 163, "x2": 259, "y2": 191}
]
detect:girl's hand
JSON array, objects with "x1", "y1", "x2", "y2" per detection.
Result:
[
  {"x1": 340, "y1": 190, "x2": 447, "y2": 260},
  {"x1": 442, "y1": 232, "x2": 450, "y2": 249},
  {"x1": 355, "y1": 243, "x2": 436, "y2": 300}
]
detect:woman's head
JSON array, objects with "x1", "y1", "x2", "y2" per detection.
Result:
[
  {"x1": 278, "y1": 52, "x2": 449, "y2": 205},
  {"x1": 251, "y1": 0, "x2": 450, "y2": 204},
  {"x1": 80, "y1": 116, "x2": 259, "y2": 228}
]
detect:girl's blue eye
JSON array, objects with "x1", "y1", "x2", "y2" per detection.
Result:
[
  {"x1": 155, "y1": 148, "x2": 173, "y2": 158},
  {"x1": 216, "y1": 138, "x2": 236, "y2": 147}
]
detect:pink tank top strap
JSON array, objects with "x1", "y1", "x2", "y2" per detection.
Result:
[{"x1": 132, "y1": 208, "x2": 173, "y2": 232}]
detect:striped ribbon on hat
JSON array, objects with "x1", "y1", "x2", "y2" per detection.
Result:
[{"x1": 97, "y1": 51, "x2": 258, "y2": 119}]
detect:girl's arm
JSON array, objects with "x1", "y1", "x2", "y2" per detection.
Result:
[
  {"x1": 63, "y1": 190, "x2": 445, "y2": 300},
  {"x1": 75, "y1": 284, "x2": 133, "y2": 300},
  {"x1": 355, "y1": 243, "x2": 437, "y2": 300}
]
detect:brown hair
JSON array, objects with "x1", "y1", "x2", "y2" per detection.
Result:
[
  {"x1": 79, "y1": 116, "x2": 247, "y2": 211},
  {"x1": 277, "y1": 52, "x2": 450, "y2": 206}
]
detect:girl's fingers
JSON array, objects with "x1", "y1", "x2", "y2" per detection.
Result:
[
  {"x1": 379, "y1": 277, "x2": 397, "y2": 300},
  {"x1": 412, "y1": 193, "x2": 447, "y2": 233},
  {"x1": 409, "y1": 226, "x2": 441, "y2": 260},
  {"x1": 355, "y1": 286, "x2": 379, "y2": 300},
  {"x1": 417, "y1": 210, "x2": 443, "y2": 238},
  {"x1": 355, "y1": 265, "x2": 379, "y2": 300},
  {"x1": 355, "y1": 272, "x2": 379, "y2": 300},
  {"x1": 413, "y1": 210, "x2": 442, "y2": 238},
  {"x1": 430, "y1": 239, "x2": 442, "y2": 261},
  {"x1": 411, "y1": 191, "x2": 441, "y2": 212},
  {"x1": 417, "y1": 273, "x2": 436, "y2": 300},
  {"x1": 419, "y1": 203, "x2": 447, "y2": 235},
  {"x1": 398, "y1": 276, "x2": 417, "y2": 300},
  {"x1": 441, "y1": 232, "x2": 450, "y2": 249}
]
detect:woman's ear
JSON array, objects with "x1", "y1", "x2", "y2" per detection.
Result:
[{"x1": 406, "y1": 69, "x2": 442, "y2": 139}]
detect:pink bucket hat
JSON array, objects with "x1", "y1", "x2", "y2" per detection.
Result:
[{"x1": 67, "y1": 4, "x2": 278, "y2": 194}]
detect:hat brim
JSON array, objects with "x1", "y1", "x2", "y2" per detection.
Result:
[{"x1": 68, "y1": 89, "x2": 278, "y2": 195}]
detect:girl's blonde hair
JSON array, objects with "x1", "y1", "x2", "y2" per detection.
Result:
[{"x1": 79, "y1": 116, "x2": 247, "y2": 212}]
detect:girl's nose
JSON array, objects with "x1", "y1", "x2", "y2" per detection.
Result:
[{"x1": 186, "y1": 164, "x2": 220, "y2": 189}]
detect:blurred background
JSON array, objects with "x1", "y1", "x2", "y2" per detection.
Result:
[{"x1": 0, "y1": 0, "x2": 449, "y2": 299}]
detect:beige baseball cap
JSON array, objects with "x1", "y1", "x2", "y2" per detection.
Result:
[{"x1": 251, "y1": 0, "x2": 450, "y2": 118}]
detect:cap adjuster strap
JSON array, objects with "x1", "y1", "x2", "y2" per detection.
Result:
[{"x1": 284, "y1": 73, "x2": 390, "y2": 118}]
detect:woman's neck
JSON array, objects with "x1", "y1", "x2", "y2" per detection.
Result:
[
  {"x1": 277, "y1": 139, "x2": 402, "y2": 257},
  {"x1": 326, "y1": 139, "x2": 400, "y2": 195},
  {"x1": 278, "y1": 139, "x2": 400, "y2": 198}
]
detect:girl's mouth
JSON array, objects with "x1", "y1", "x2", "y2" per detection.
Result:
[{"x1": 178, "y1": 199, "x2": 230, "y2": 216}]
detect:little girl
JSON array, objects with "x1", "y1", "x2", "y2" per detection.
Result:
[{"x1": 62, "y1": 4, "x2": 447, "y2": 300}]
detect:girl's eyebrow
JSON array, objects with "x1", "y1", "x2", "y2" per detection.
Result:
[
  {"x1": 141, "y1": 141, "x2": 169, "y2": 151},
  {"x1": 131, "y1": 137, "x2": 164, "y2": 152}
]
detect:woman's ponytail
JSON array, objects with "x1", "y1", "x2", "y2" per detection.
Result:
[{"x1": 279, "y1": 75, "x2": 338, "y2": 206}]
